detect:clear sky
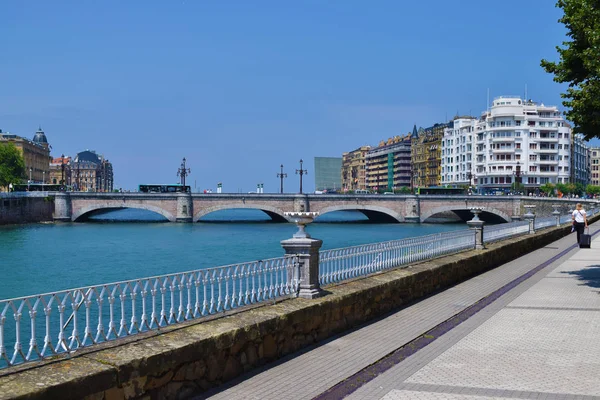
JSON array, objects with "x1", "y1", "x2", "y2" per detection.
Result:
[{"x1": 1, "y1": 1, "x2": 595, "y2": 192}]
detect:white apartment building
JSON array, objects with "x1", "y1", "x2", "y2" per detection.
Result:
[
  {"x1": 441, "y1": 96, "x2": 572, "y2": 194},
  {"x1": 441, "y1": 117, "x2": 478, "y2": 187}
]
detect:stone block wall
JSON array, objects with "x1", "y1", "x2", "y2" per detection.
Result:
[
  {"x1": 0, "y1": 217, "x2": 596, "y2": 399},
  {"x1": 0, "y1": 195, "x2": 54, "y2": 225}
]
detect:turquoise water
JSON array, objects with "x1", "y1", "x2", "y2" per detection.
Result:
[{"x1": 0, "y1": 209, "x2": 467, "y2": 300}]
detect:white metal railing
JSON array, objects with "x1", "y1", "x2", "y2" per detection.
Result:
[
  {"x1": 319, "y1": 229, "x2": 476, "y2": 285},
  {"x1": 483, "y1": 220, "x2": 529, "y2": 243},
  {"x1": 559, "y1": 214, "x2": 572, "y2": 224},
  {"x1": 534, "y1": 216, "x2": 556, "y2": 230},
  {"x1": 0, "y1": 256, "x2": 299, "y2": 368}
]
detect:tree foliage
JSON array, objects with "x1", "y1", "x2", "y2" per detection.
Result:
[
  {"x1": 0, "y1": 143, "x2": 26, "y2": 189},
  {"x1": 541, "y1": 0, "x2": 600, "y2": 140}
]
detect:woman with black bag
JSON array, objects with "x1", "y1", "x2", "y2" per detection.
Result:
[{"x1": 572, "y1": 203, "x2": 588, "y2": 244}]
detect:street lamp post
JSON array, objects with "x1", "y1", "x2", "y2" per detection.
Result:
[
  {"x1": 177, "y1": 157, "x2": 191, "y2": 187},
  {"x1": 513, "y1": 161, "x2": 524, "y2": 194},
  {"x1": 277, "y1": 164, "x2": 287, "y2": 194},
  {"x1": 296, "y1": 159, "x2": 307, "y2": 194},
  {"x1": 28, "y1": 167, "x2": 32, "y2": 191},
  {"x1": 60, "y1": 154, "x2": 65, "y2": 188},
  {"x1": 42, "y1": 171, "x2": 45, "y2": 190}
]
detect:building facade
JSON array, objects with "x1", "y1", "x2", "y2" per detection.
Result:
[
  {"x1": 590, "y1": 148, "x2": 600, "y2": 186},
  {"x1": 341, "y1": 145, "x2": 370, "y2": 191},
  {"x1": 411, "y1": 123, "x2": 448, "y2": 188},
  {"x1": 314, "y1": 157, "x2": 342, "y2": 192},
  {"x1": 72, "y1": 150, "x2": 114, "y2": 192},
  {"x1": 472, "y1": 97, "x2": 571, "y2": 194},
  {"x1": 0, "y1": 128, "x2": 51, "y2": 184},
  {"x1": 365, "y1": 134, "x2": 411, "y2": 192},
  {"x1": 441, "y1": 117, "x2": 478, "y2": 187},
  {"x1": 49, "y1": 155, "x2": 72, "y2": 186},
  {"x1": 571, "y1": 133, "x2": 589, "y2": 186}
]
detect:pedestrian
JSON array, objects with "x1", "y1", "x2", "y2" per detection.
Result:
[{"x1": 572, "y1": 203, "x2": 588, "y2": 244}]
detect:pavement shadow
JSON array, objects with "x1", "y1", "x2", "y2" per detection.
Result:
[{"x1": 561, "y1": 266, "x2": 600, "y2": 290}]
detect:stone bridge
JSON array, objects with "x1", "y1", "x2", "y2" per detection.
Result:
[{"x1": 52, "y1": 192, "x2": 599, "y2": 223}]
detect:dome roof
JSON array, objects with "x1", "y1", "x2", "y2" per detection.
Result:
[
  {"x1": 32, "y1": 127, "x2": 48, "y2": 144},
  {"x1": 75, "y1": 150, "x2": 101, "y2": 164}
]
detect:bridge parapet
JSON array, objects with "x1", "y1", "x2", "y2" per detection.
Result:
[{"x1": 48, "y1": 192, "x2": 599, "y2": 224}]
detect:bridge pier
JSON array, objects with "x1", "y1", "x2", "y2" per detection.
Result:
[
  {"x1": 294, "y1": 194, "x2": 309, "y2": 212},
  {"x1": 53, "y1": 192, "x2": 72, "y2": 222},
  {"x1": 176, "y1": 193, "x2": 193, "y2": 222}
]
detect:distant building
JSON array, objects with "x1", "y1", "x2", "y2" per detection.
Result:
[
  {"x1": 572, "y1": 133, "x2": 589, "y2": 186},
  {"x1": 365, "y1": 134, "x2": 411, "y2": 192},
  {"x1": 441, "y1": 117, "x2": 478, "y2": 187},
  {"x1": 314, "y1": 157, "x2": 342, "y2": 192},
  {"x1": 0, "y1": 127, "x2": 51, "y2": 183},
  {"x1": 49, "y1": 155, "x2": 72, "y2": 186},
  {"x1": 341, "y1": 145, "x2": 370, "y2": 191},
  {"x1": 72, "y1": 150, "x2": 114, "y2": 192},
  {"x1": 473, "y1": 97, "x2": 571, "y2": 194},
  {"x1": 590, "y1": 148, "x2": 600, "y2": 186},
  {"x1": 411, "y1": 122, "x2": 448, "y2": 188}
]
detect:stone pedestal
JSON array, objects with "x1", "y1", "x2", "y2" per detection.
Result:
[
  {"x1": 281, "y1": 238, "x2": 324, "y2": 299},
  {"x1": 53, "y1": 192, "x2": 72, "y2": 222},
  {"x1": 552, "y1": 204, "x2": 561, "y2": 227},
  {"x1": 524, "y1": 205, "x2": 536, "y2": 234},
  {"x1": 176, "y1": 193, "x2": 193, "y2": 223},
  {"x1": 467, "y1": 207, "x2": 485, "y2": 250},
  {"x1": 282, "y1": 211, "x2": 324, "y2": 299}
]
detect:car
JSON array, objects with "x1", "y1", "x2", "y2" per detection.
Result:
[{"x1": 383, "y1": 192, "x2": 394, "y2": 195}]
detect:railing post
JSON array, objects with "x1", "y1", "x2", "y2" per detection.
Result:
[
  {"x1": 524, "y1": 205, "x2": 536, "y2": 234},
  {"x1": 281, "y1": 212, "x2": 324, "y2": 299},
  {"x1": 552, "y1": 204, "x2": 561, "y2": 227},
  {"x1": 467, "y1": 207, "x2": 485, "y2": 250}
]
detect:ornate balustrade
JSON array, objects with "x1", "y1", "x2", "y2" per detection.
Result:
[{"x1": 0, "y1": 256, "x2": 299, "y2": 368}]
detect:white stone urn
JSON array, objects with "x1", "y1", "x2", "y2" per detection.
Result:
[
  {"x1": 469, "y1": 206, "x2": 484, "y2": 222},
  {"x1": 284, "y1": 211, "x2": 320, "y2": 238}
]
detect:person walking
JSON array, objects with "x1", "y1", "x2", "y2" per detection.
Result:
[{"x1": 572, "y1": 203, "x2": 588, "y2": 244}]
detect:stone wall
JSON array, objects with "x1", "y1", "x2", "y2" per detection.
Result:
[
  {"x1": 0, "y1": 194, "x2": 54, "y2": 225},
  {"x1": 2, "y1": 216, "x2": 596, "y2": 400}
]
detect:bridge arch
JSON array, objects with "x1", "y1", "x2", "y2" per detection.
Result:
[
  {"x1": 316, "y1": 205, "x2": 403, "y2": 223},
  {"x1": 194, "y1": 204, "x2": 288, "y2": 222},
  {"x1": 420, "y1": 205, "x2": 511, "y2": 223},
  {"x1": 72, "y1": 205, "x2": 176, "y2": 222}
]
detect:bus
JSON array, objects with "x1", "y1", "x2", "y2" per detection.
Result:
[
  {"x1": 416, "y1": 187, "x2": 467, "y2": 195},
  {"x1": 138, "y1": 184, "x2": 191, "y2": 193}
]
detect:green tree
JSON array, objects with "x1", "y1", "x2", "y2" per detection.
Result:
[
  {"x1": 540, "y1": 183, "x2": 556, "y2": 195},
  {"x1": 586, "y1": 184, "x2": 600, "y2": 196},
  {"x1": 0, "y1": 143, "x2": 26, "y2": 190},
  {"x1": 541, "y1": 0, "x2": 600, "y2": 139}
]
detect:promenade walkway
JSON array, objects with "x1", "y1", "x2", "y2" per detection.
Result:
[{"x1": 201, "y1": 223, "x2": 600, "y2": 400}]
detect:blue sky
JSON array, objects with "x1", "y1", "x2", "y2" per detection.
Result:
[{"x1": 0, "y1": 1, "x2": 594, "y2": 192}]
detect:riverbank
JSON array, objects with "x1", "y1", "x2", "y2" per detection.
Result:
[{"x1": 1, "y1": 209, "x2": 592, "y2": 400}]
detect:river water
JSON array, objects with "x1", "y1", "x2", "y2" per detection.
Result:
[{"x1": 0, "y1": 209, "x2": 467, "y2": 300}]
